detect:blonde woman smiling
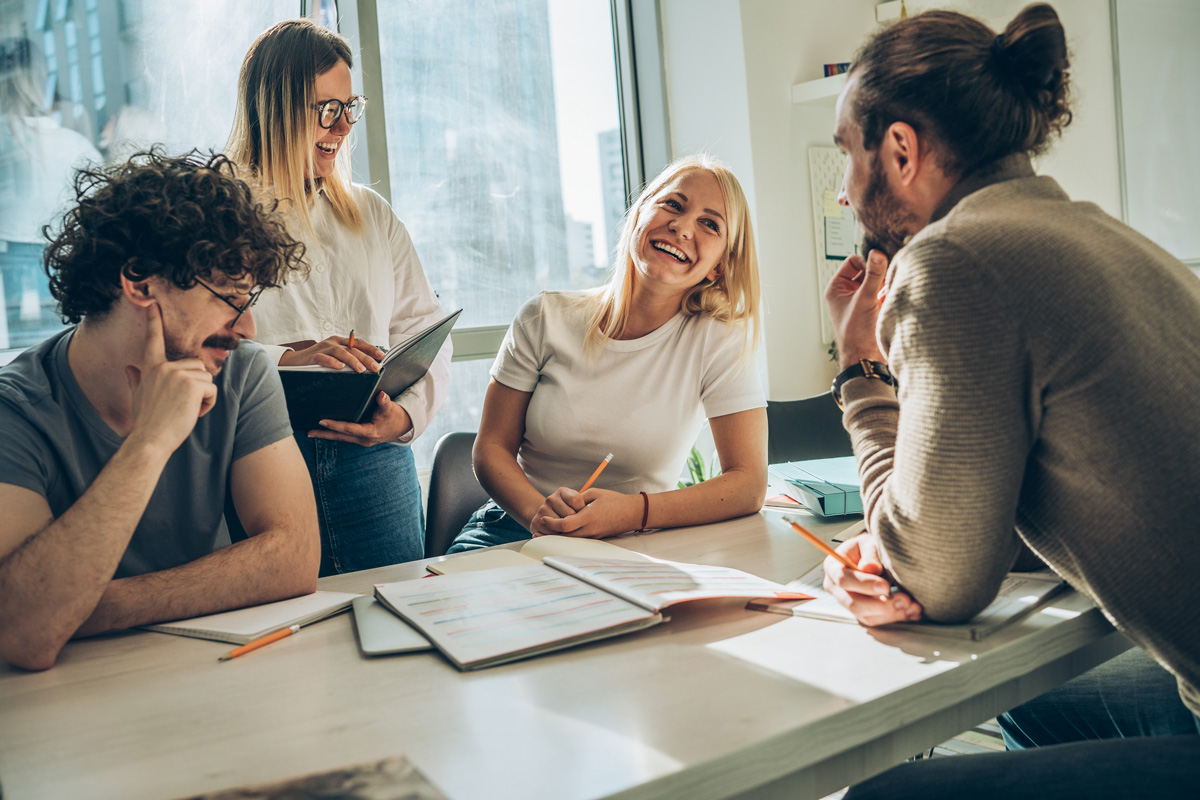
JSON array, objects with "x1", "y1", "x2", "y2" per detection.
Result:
[
  {"x1": 449, "y1": 155, "x2": 766, "y2": 552},
  {"x1": 227, "y1": 20, "x2": 450, "y2": 573}
]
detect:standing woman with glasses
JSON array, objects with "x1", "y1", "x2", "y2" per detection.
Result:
[{"x1": 226, "y1": 19, "x2": 450, "y2": 574}]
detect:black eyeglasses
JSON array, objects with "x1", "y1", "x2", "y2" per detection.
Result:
[
  {"x1": 194, "y1": 279, "x2": 263, "y2": 326},
  {"x1": 313, "y1": 95, "x2": 367, "y2": 129}
]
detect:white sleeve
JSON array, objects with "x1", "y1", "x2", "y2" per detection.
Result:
[
  {"x1": 381, "y1": 207, "x2": 451, "y2": 443},
  {"x1": 256, "y1": 343, "x2": 293, "y2": 366},
  {"x1": 490, "y1": 294, "x2": 547, "y2": 393},
  {"x1": 700, "y1": 322, "x2": 766, "y2": 419}
]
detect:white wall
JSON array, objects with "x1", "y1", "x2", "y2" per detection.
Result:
[{"x1": 660, "y1": 0, "x2": 1121, "y2": 400}]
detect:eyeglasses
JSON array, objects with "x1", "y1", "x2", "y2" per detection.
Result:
[
  {"x1": 313, "y1": 95, "x2": 367, "y2": 129},
  {"x1": 194, "y1": 279, "x2": 263, "y2": 326}
]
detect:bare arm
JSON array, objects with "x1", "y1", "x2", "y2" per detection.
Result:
[
  {"x1": 0, "y1": 303, "x2": 219, "y2": 669},
  {"x1": 472, "y1": 379, "x2": 545, "y2": 530},
  {"x1": 536, "y1": 407, "x2": 768, "y2": 538},
  {"x1": 74, "y1": 437, "x2": 319, "y2": 638}
]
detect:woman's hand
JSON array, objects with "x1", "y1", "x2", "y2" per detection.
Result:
[
  {"x1": 308, "y1": 391, "x2": 413, "y2": 447},
  {"x1": 822, "y1": 532, "x2": 923, "y2": 626},
  {"x1": 530, "y1": 488, "x2": 643, "y2": 539},
  {"x1": 278, "y1": 336, "x2": 386, "y2": 373}
]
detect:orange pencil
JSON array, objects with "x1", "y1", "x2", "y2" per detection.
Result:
[
  {"x1": 217, "y1": 624, "x2": 300, "y2": 662},
  {"x1": 579, "y1": 453, "x2": 613, "y2": 492},
  {"x1": 782, "y1": 515, "x2": 859, "y2": 572},
  {"x1": 347, "y1": 329, "x2": 356, "y2": 350}
]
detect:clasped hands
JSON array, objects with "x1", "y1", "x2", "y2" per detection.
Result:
[
  {"x1": 529, "y1": 488, "x2": 641, "y2": 539},
  {"x1": 823, "y1": 532, "x2": 923, "y2": 626},
  {"x1": 278, "y1": 335, "x2": 413, "y2": 446}
]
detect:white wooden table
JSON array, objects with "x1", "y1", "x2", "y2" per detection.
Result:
[{"x1": 0, "y1": 509, "x2": 1128, "y2": 799}]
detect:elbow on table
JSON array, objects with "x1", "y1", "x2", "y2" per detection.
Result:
[{"x1": 0, "y1": 629, "x2": 67, "y2": 672}]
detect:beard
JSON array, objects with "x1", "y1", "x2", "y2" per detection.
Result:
[
  {"x1": 857, "y1": 155, "x2": 914, "y2": 260},
  {"x1": 164, "y1": 333, "x2": 240, "y2": 375}
]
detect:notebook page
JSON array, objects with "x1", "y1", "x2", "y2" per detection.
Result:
[{"x1": 374, "y1": 565, "x2": 658, "y2": 667}]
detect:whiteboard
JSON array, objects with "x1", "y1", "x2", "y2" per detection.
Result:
[{"x1": 1112, "y1": 0, "x2": 1200, "y2": 265}]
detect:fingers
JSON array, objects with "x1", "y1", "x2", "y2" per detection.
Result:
[
  {"x1": 546, "y1": 488, "x2": 585, "y2": 517},
  {"x1": 860, "y1": 249, "x2": 888, "y2": 299},
  {"x1": 197, "y1": 381, "x2": 219, "y2": 418},
  {"x1": 142, "y1": 302, "x2": 167, "y2": 366}
]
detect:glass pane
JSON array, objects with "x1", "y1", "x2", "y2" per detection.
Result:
[
  {"x1": 410, "y1": 357, "x2": 494, "y2": 474},
  {"x1": 0, "y1": 1, "x2": 297, "y2": 352},
  {"x1": 376, "y1": 0, "x2": 625, "y2": 330}
]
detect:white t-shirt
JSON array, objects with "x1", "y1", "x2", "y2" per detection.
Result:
[
  {"x1": 251, "y1": 183, "x2": 450, "y2": 441},
  {"x1": 0, "y1": 117, "x2": 100, "y2": 243},
  {"x1": 493, "y1": 291, "x2": 765, "y2": 496}
]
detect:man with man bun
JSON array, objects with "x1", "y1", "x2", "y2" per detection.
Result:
[{"x1": 821, "y1": 4, "x2": 1200, "y2": 796}]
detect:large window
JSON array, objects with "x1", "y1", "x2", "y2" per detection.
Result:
[
  {"x1": 0, "y1": 0, "x2": 295, "y2": 353},
  {"x1": 0, "y1": 0, "x2": 637, "y2": 473},
  {"x1": 369, "y1": 0, "x2": 626, "y2": 467}
]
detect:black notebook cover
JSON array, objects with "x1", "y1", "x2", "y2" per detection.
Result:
[{"x1": 278, "y1": 309, "x2": 461, "y2": 432}]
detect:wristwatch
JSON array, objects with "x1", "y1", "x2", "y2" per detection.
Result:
[{"x1": 831, "y1": 358, "x2": 895, "y2": 410}]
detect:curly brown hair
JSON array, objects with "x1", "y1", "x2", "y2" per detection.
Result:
[
  {"x1": 44, "y1": 148, "x2": 307, "y2": 323},
  {"x1": 850, "y1": 3, "x2": 1072, "y2": 177}
]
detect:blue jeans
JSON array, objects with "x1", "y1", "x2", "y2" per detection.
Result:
[
  {"x1": 293, "y1": 435, "x2": 424, "y2": 576},
  {"x1": 844, "y1": 648, "x2": 1200, "y2": 800},
  {"x1": 446, "y1": 499, "x2": 531, "y2": 553}
]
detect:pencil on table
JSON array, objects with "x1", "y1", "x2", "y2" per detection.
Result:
[
  {"x1": 782, "y1": 515, "x2": 859, "y2": 572},
  {"x1": 579, "y1": 453, "x2": 614, "y2": 493},
  {"x1": 218, "y1": 624, "x2": 299, "y2": 662}
]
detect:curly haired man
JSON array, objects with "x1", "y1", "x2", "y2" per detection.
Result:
[{"x1": 0, "y1": 150, "x2": 320, "y2": 670}]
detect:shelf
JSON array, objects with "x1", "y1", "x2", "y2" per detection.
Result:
[{"x1": 791, "y1": 72, "x2": 846, "y2": 107}]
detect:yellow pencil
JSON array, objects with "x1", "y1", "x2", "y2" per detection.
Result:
[
  {"x1": 579, "y1": 453, "x2": 614, "y2": 492},
  {"x1": 782, "y1": 515, "x2": 859, "y2": 572},
  {"x1": 217, "y1": 624, "x2": 300, "y2": 662}
]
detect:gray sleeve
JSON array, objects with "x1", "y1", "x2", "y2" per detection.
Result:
[
  {"x1": 0, "y1": 398, "x2": 53, "y2": 496},
  {"x1": 230, "y1": 344, "x2": 296, "y2": 462}
]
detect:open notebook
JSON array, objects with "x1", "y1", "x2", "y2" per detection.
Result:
[
  {"x1": 747, "y1": 566, "x2": 1066, "y2": 641},
  {"x1": 377, "y1": 539, "x2": 808, "y2": 670},
  {"x1": 141, "y1": 591, "x2": 359, "y2": 645}
]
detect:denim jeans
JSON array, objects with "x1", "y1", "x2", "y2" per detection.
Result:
[
  {"x1": 293, "y1": 434, "x2": 424, "y2": 576},
  {"x1": 844, "y1": 648, "x2": 1200, "y2": 800},
  {"x1": 445, "y1": 499, "x2": 531, "y2": 553}
]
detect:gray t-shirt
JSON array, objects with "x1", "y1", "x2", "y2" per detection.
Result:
[{"x1": 0, "y1": 329, "x2": 293, "y2": 578}]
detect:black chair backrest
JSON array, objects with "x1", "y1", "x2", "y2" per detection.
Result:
[
  {"x1": 765, "y1": 391, "x2": 853, "y2": 464},
  {"x1": 425, "y1": 431, "x2": 491, "y2": 557}
]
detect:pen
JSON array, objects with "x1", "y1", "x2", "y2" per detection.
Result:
[
  {"x1": 217, "y1": 624, "x2": 300, "y2": 662},
  {"x1": 579, "y1": 453, "x2": 614, "y2": 493},
  {"x1": 347, "y1": 329, "x2": 356, "y2": 350},
  {"x1": 782, "y1": 515, "x2": 859, "y2": 572}
]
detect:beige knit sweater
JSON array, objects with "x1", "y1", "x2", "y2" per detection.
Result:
[{"x1": 839, "y1": 153, "x2": 1200, "y2": 714}]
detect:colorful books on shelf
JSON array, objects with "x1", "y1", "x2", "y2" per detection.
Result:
[
  {"x1": 747, "y1": 566, "x2": 1067, "y2": 641},
  {"x1": 768, "y1": 456, "x2": 862, "y2": 517},
  {"x1": 277, "y1": 308, "x2": 461, "y2": 431},
  {"x1": 375, "y1": 536, "x2": 809, "y2": 671},
  {"x1": 141, "y1": 591, "x2": 359, "y2": 645}
]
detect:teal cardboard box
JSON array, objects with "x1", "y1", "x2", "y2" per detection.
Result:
[{"x1": 770, "y1": 456, "x2": 861, "y2": 517}]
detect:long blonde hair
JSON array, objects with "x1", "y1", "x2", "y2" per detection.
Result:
[
  {"x1": 584, "y1": 154, "x2": 761, "y2": 354},
  {"x1": 226, "y1": 19, "x2": 362, "y2": 233}
]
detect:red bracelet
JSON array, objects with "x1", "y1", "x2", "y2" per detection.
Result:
[{"x1": 636, "y1": 491, "x2": 650, "y2": 532}]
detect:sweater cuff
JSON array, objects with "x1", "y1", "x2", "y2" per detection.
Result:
[{"x1": 258, "y1": 343, "x2": 294, "y2": 366}]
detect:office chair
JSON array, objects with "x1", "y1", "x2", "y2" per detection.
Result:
[
  {"x1": 425, "y1": 431, "x2": 491, "y2": 557},
  {"x1": 765, "y1": 391, "x2": 853, "y2": 464}
]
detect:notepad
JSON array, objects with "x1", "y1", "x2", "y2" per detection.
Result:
[
  {"x1": 376, "y1": 554, "x2": 808, "y2": 670},
  {"x1": 141, "y1": 591, "x2": 359, "y2": 644},
  {"x1": 278, "y1": 309, "x2": 461, "y2": 431},
  {"x1": 747, "y1": 567, "x2": 1066, "y2": 641}
]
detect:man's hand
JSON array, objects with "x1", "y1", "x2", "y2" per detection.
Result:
[
  {"x1": 822, "y1": 532, "x2": 923, "y2": 626},
  {"x1": 309, "y1": 391, "x2": 413, "y2": 446},
  {"x1": 278, "y1": 336, "x2": 384, "y2": 373},
  {"x1": 124, "y1": 303, "x2": 217, "y2": 457},
  {"x1": 825, "y1": 249, "x2": 890, "y2": 369},
  {"x1": 530, "y1": 488, "x2": 641, "y2": 539}
]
